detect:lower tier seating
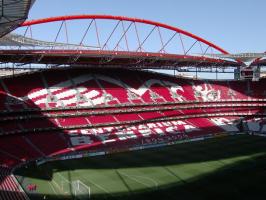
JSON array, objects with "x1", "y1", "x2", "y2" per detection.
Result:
[
  {"x1": 0, "y1": 116, "x2": 243, "y2": 168},
  {"x1": 0, "y1": 167, "x2": 28, "y2": 200}
]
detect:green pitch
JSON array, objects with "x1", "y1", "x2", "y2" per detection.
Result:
[{"x1": 15, "y1": 134, "x2": 266, "y2": 200}]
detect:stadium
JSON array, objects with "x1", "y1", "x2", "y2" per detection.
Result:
[{"x1": 0, "y1": 1, "x2": 266, "y2": 200}]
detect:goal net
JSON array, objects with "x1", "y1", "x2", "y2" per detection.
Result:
[
  {"x1": 72, "y1": 180, "x2": 91, "y2": 199},
  {"x1": 60, "y1": 179, "x2": 90, "y2": 199}
]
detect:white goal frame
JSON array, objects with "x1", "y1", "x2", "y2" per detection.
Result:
[{"x1": 59, "y1": 178, "x2": 90, "y2": 199}]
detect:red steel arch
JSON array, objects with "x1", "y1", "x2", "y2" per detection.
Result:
[
  {"x1": 0, "y1": 14, "x2": 239, "y2": 68},
  {"x1": 21, "y1": 15, "x2": 229, "y2": 54}
]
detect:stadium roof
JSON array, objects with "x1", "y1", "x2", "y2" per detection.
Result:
[
  {"x1": 0, "y1": 32, "x2": 85, "y2": 47},
  {"x1": 205, "y1": 53, "x2": 266, "y2": 63},
  {"x1": 0, "y1": 0, "x2": 35, "y2": 37}
]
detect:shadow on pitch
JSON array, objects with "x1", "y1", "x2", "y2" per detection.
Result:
[
  {"x1": 14, "y1": 134, "x2": 266, "y2": 176},
  {"x1": 14, "y1": 151, "x2": 266, "y2": 200}
]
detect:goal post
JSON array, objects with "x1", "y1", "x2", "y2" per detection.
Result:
[
  {"x1": 72, "y1": 180, "x2": 91, "y2": 200},
  {"x1": 58, "y1": 178, "x2": 90, "y2": 199}
]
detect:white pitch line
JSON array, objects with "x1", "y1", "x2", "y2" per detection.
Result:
[
  {"x1": 48, "y1": 181, "x2": 59, "y2": 195},
  {"x1": 119, "y1": 171, "x2": 158, "y2": 189},
  {"x1": 82, "y1": 176, "x2": 111, "y2": 195},
  {"x1": 131, "y1": 175, "x2": 158, "y2": 188},
  {"x1": 69, "y1": 170, "x2": 112, "y2": 197},
  {"x1": 54, "y1": 172, "x2": 72, "y2": 194},
  {"x1": 51, "y1": 177, "x2": 68, "y2": 195}
]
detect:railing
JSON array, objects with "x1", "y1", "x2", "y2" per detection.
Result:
[{"x1": 1, "y1": 111, "x2": 265, "y2": 136}]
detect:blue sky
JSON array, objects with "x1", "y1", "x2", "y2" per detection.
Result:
[{"x1": 28, "y1": 0, "x2": 266, "y2": 54}]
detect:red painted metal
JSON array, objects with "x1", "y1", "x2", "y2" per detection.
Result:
[{"x1": 21, "y1": 15, "x2": 229, "y2": 54}]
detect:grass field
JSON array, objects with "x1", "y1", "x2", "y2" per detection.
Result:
[{"x1": 15, "y1": 134, "x2": 266, "y2": 200}]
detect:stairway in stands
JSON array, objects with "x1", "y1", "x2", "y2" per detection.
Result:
[{"x1": 0, "y1": 167, "x2": 29, "y2": 200}]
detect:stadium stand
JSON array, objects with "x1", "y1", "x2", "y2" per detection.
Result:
[
  {"x1": 245, "y1": 117, "x2": 266, "y2": 134},
  {"x1": 0, "y1": 167, "x2": 28, "y2": 200},
  {"x1": 0, "y1": 68, "x2": 265, "y2": 171}
]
